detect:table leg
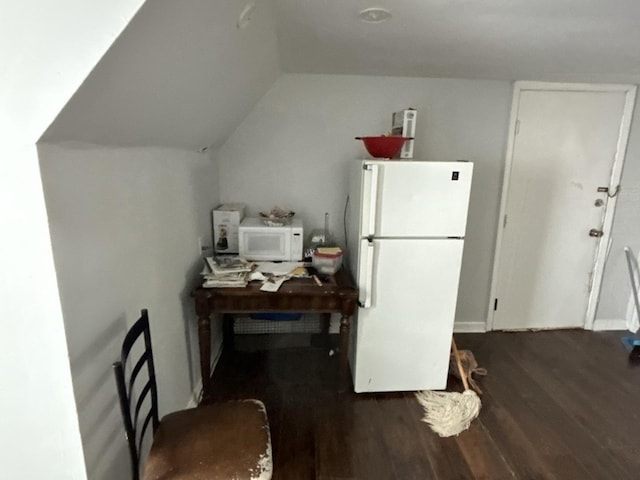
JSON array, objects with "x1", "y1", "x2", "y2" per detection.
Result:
[
  {"x1": 339, "y1": 313, "x2": 351, "y2": 392},
  {"x1": 197, "y1": 314, "x2": 211, "y2": 404}
]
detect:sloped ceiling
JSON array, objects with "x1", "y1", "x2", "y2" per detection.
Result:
[
  {"x1": 42, "y1": 0, "x2": 640, "y2": 150},
  {"x1": 41, "y1": 0, "x2": 281, "y2": 150}
]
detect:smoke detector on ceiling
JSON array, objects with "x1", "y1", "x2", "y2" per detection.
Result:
[
  {"x1": 358, "y1": 7, "x2": 392, "y2": 23},
  {"x1": 237, "y1": 3, "x2": 256, "y2": 29}
]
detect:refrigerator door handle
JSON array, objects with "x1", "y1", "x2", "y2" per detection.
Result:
[
  {"x1": 362, "y1": 164, "x2": 379, "y2": 237},
  {"x1": 358, "y1": 238, "x2": 375, "y2": 308}
]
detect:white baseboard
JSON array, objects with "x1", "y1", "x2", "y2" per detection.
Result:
[
  {"x1": 592, "y1": 318, "x2": 628, "y2": 331},
  {"x1": 454, "y1": 321, "x2": 487, "y2": 333}
]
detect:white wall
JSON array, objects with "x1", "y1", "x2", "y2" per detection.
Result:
[
  {"x1": 219, "y1": 73, "x2": 513, "y2": 329},
  {"x1": 38, "y1": 142, "x2": 220, "y2": 479},
  {"x1": 0, "y1": 1, "x2": 144, "y2": 478}
]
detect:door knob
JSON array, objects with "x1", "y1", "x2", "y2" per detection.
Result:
[{"x1": 589, "y1": 228, "x2": 604, "y2": 237}]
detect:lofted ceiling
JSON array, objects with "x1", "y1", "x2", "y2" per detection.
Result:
[{"x1": 41, "y1": 0, "x2": 640, "y2": 150}]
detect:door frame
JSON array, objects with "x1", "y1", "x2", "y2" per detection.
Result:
[{"x1": 486, "y1": 81, "x2": 637, "y2": 331}]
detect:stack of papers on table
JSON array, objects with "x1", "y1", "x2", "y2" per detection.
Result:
[
  {"x1": 251, "y1": 262, "x2": 305, "y2": 292},
  {"x1": 255, "y1": 262, "x2": 303, "y2": 276},
  {"x1": 202, "y1": 256, "x2": 254, "y2": 288}
]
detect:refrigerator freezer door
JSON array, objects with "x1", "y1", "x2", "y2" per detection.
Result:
[
  {"x1": 361, "y1": 161, "x2": 473, "y2": 238},
  {"x1": 351, "y1": 238, "x2": 464, "y2": 393},
  {"x1": 349, "y1": 161, "x2": 379, "y2": 239}
]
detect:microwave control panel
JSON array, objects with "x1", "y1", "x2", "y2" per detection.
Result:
[{"x1": 291, "y1": 226, "x2": 303, "y2": 261}]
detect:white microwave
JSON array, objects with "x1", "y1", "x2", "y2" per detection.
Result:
[{"x1": 238, "y1": 217, "x2": 304, "y2": 261}]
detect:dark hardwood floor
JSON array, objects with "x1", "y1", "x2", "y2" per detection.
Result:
[{"x1": 204, "y1": 330, "x2": 640, "y2": 480}]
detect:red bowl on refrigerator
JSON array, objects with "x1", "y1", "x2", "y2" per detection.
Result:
[{"x1": 356, "y1": 136, "x2": 412, "y2": 158}]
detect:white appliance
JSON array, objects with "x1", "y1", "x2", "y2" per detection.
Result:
[
  {"x1": 347, "y1": 160, "x2": 473, "y2": 393},
  {"x1": 238, "y1": 217, "x2": 304, "y2": 261}
]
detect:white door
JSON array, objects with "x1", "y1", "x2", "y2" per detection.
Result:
[
  {"x1": 359, "y1": 161, "x2": 473, "y2": 238},
  {"x1": 352, "y1": 238, "x2": 464, "y2": 392},
  {"x1": 490, "y1": 83, "x2": 636, "y2": 331}
]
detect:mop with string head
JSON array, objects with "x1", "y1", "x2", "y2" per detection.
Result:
[{"x1": 415, "y1": 339, "x2": 481, "y2": 437}]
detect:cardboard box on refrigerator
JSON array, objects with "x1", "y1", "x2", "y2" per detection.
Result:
[
  {"x1": 391, "y1": 108, "x2": 417, "y2": 159},
  {"x1": 212, "y1": 203, "x2": 245, "y2": 254}
]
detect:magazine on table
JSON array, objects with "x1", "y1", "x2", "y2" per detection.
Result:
[
  {"x1": 204, "y1": 256, "x2": 254, "y2": 274},
  {"x1": 202, "y1": 256, "x2": 254, "y2": 288}
]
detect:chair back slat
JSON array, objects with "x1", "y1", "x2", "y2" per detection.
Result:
[
  {"x1": 133, "y1": 382, "x2": 153, "y2": 429},
  {"x1": 112, "y1": 309, "x2": 160, "y2": 480},
  {"x1": 137, "y1": 409, "x2": 154, "y2": 458},
  {"x1": 128, "y1": 351, "x2": 150, "y2": 399},
  {"x1": 113, "y1": 360, "x2": 139, "y2": 479}
]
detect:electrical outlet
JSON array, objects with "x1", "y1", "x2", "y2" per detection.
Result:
[{"x1": 197, "y1": 236, "x2": 204, "y2": 256}]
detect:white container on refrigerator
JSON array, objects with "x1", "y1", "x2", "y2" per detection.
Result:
[{"x1": 347, "y1": 160, "x2": 473, "y2": 393}]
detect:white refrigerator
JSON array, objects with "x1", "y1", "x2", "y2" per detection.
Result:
[{"x1": 347, "y1": 160, "x2": 473, "y2": 393}]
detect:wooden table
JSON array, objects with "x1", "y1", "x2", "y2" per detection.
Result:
[{"x1": 192, "y1": 268, "x2": 358, "y2": 401}]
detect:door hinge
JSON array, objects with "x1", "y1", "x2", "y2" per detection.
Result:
[
  {"x1": 494, "y1": 298, "x2": 498, "y2": 311},
  {"x1": 515, "y1": 119, "x2": 521, "y2": 135}
]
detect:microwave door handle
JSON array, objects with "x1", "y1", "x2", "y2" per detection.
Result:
[
  {"x1": 359, "y1": 239, "x2": 375, "y2": 308},
  {"x1": 363, "y1": 164, "x2": 379, "y2": 237}
]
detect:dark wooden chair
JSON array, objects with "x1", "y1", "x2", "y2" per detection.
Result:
[{"x1": 113, "y1": 309, "x2": 273, "y2": 480}]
